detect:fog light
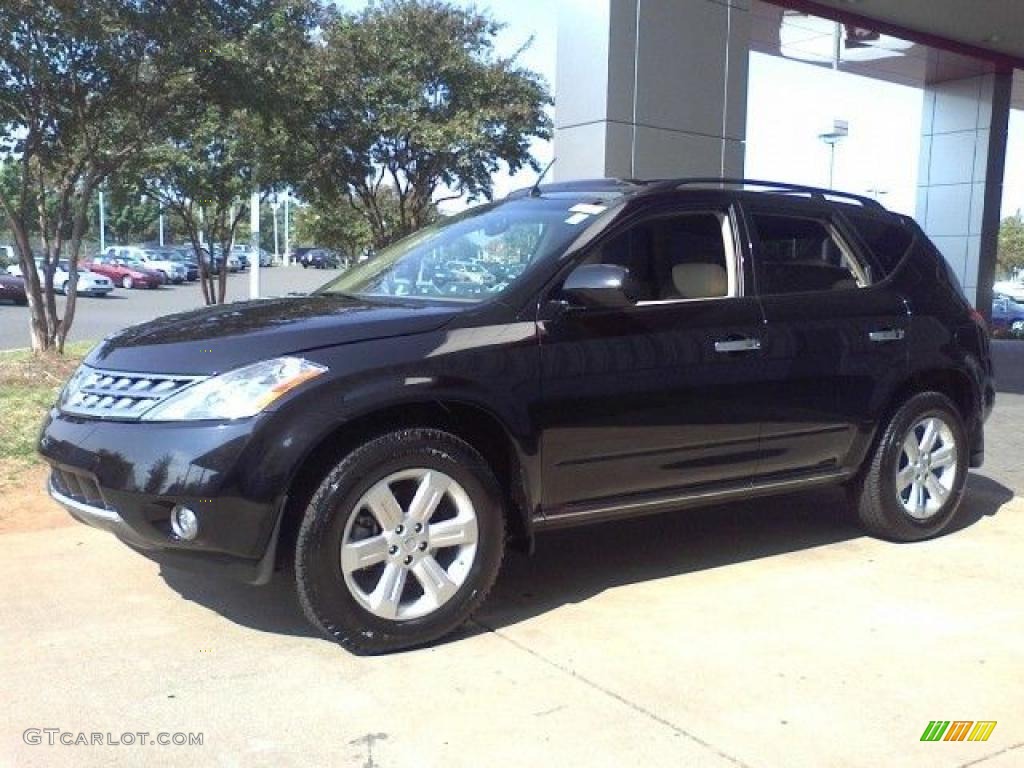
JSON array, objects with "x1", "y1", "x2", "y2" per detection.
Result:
[{"x1": 170, "y1": 505, "x2": 199, "y2": 540}]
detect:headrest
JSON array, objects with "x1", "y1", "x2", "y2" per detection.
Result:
[{"x1": 672, "y1": 263, "x2": 728, "y2": 299}]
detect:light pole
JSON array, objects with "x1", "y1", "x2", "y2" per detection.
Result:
[
  {"x1": 158, "y1": 209, "x2": 165, "y2": 246},
  {"x1": 98, "y1": 189, "x2": 106, "y2": 253},
  {"x1": 249, "y1": 188, "x2": 261, "y2": 300},
  {"x1": 283, "y1": 192, "x2": 292, "y2": 266},
  {"x1": 818, "y1": 119, "x2": 849, "y2": 189},
  {"x1": 270, "y1": 196, "x2": 281, "y2": 263}
]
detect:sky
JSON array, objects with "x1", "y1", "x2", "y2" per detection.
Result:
[{"x1": 335, "y1": 0, "x2": 1024, "y2": 219}]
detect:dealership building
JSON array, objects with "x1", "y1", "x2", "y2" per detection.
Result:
[{"x1": 554, "y1": 0, "x2": 1024, "y2": 311}]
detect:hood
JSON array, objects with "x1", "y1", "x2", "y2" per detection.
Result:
[{"x1": 87, "y1": 294, "x2": 459, "y2": 374}]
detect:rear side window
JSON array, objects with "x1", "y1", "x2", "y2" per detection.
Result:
[
  {"x1": 752, "y1": 214, "x2": 872, "y2": 296},
  {"x1": 846, "y1": 213, "x2": 914, "y2": 276}
]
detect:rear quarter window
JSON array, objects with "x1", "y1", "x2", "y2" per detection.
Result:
[{"x1": 846, "y1": 213, "x2": 914, "y2": 277}]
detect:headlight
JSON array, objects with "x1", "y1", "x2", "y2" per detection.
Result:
[{"x1": 140, "y1": 357, "x2": 327, "y2": 422}]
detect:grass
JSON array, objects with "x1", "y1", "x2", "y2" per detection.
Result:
[{"x1": 0, "y1": 341, "x2": 94, "y2": 483}]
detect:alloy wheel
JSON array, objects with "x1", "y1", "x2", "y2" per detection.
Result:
[
  {"x1": 340, "y1": 468, "x2": 479, "y2": 621},
  {"x1": 895, "y1": 416, "x2": 958, "y2": 520}
]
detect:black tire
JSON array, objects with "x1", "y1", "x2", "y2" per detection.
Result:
[
  {"x1": 61, "y1": 280, "x2": 70, "y2": 295},
  {"x1": 121, "y1": 275, "x2": 133, "y2": 289},
  {"x1": 295, "y1": 429, "x2": 505, "y2": 654},
  {"x1": 852, "y1": 392, "x2": 968, "y2": 541}
]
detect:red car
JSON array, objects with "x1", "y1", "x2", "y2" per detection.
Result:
[
  {"x1": 0, "y1": 274, "x2": 27, "y2": 305},
  {"x1": 84, "y1": 255, "x2": 163, "y2": 289}
]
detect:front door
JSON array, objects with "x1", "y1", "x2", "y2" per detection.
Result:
[{"x1": 537, "y1": 203, "x2": 768, "y2": 518}]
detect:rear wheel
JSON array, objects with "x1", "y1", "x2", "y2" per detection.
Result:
[
  {"x1": 295, "y1": 429, "x2": 505, "y2": 654},
  {"x1": 61, "y1": 280, "x2": 70, "y2": 295},
  {"x1": 121, "y1": 275, "x2": 133, "y2": 289},
  {"x1": 853, "y1": 392, "x2": 968, "y2": 541}
]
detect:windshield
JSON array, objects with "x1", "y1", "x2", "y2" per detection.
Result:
[{"x1": 316, "y1": 197, "x2": 609, "y2": 302}]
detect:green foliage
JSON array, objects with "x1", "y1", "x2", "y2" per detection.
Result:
[
  {"x1": 998, "y1": 214, "x2": 1024, "y2": 280},
  {"x1": 301, "y1": 0, "x2": 551, "y2": 249},
  {"x1": 104, "y1": 182, "x2": 160, "y2": 244},
  {"x1": 125, "y1": 0, "x2": 322, "y2": 304},
  {"x1": 294, "y1": 186, "x2": 438, "y2": 259},
  {"x1": 0, "y1": 0, "x2": 214, "y2": 349}
]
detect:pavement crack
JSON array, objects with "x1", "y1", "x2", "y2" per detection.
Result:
[
  {"x1": 957, "y1": 740, "x2": 1024, "y2": 768},
  {"x1": 471, "y1": 618, "x2": 754, "y2": 768}
]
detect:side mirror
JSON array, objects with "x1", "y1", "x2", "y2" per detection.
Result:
[{"x1": 561, "y1": 263, "x2": 638, "y2": 309}]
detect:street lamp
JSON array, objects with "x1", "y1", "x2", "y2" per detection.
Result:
[
  {"x1": 818, "y1": 119, "x2": 849, "y2": 189},
  {"x1": 283, "y1": 191, "x2": 292, "y2": 266},
  {"x1": 97, "y1": 187, "x2": 106, "y2": 253},
  {"x1": 270, "y1": 196, "x2": 281, "y2": 263}
]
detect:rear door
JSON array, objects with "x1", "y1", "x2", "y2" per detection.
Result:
[{"x1": 744, "y1": 200, "x2": 910, "y2": 479}]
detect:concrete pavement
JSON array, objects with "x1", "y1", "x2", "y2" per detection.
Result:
[{"x1": 1, "y1": 473, "x2": 1021, "y2": 767}]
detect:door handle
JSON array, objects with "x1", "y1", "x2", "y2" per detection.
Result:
[
  {"x1": 868, "y1": 328, "x2": 906, "y2": 343},
  {"x1": 714, "y1": 337, "x2": 762, "y2": 353}
]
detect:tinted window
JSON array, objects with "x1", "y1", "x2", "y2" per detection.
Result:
[
  {"x1": 586, "y1": 212, "x2": 733, "y2": 301},
  {"x1": 752, "y1": 214, "x2": 870, "y2": 295},
  {"x1": 846, "y1": 214, "x2": 913, "y2": 275}
]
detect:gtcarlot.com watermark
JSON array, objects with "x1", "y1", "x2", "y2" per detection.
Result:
[{"x1": 24, "y1": 729, "x2": 203, "y2": 747}]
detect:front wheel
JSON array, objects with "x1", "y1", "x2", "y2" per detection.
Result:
[
  {"x1": 121, "y1": 275, "x2": 133, "y2": 289},
  {"x1": 1012, "y1": 320, "x2": 1024, "y2": 338},
  {"x1": 295, "y1": 429, "x2": 505, "y2": 654},
  {"x1": 852, "y1": 392, "x2": 968, "y2": 541},
  {"x1": 61, "y1": 280, "x2": 70, "y2": 295}
]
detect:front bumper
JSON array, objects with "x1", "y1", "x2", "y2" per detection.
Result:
[{"x1": 40, "y1": 410, "x2": 285, "y2": 585}]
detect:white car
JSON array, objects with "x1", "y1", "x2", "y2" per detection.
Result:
[
  {"x1": 104, "y1": 245, "x2": 187, "y2": 284},
  {"x1": 6, "y1": 259, "x2": 114, "y2": 297},
  {"x1": 446, "y1": 261, "x2": 496, "y2": 285},
  {"x1": 993, "y1": 280, "x2": 1024, "y2": 302}
]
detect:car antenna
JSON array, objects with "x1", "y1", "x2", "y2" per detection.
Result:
[{"x1": 529, "y1": 157, "x2": 557, "y2": 197}]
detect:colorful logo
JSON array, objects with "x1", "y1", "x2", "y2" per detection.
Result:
[{"x1": 921, "y1": 721, "x2": 997, "y2": 742}]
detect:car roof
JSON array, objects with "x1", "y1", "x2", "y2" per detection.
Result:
[{"x1": 510, "y1": 176, "x2": 890, "y2": 215}]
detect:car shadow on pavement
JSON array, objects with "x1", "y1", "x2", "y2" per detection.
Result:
[
  {"x1": 476, "y1": 474, "x2": 1014, "y2": 632},
  {"x1": 156, "y1": 474, "x2": 1014, "y2": 645}
]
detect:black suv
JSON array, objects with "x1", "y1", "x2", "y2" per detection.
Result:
[{"x1": 39, "y1": 178, "x2": 994, "y2": 653}]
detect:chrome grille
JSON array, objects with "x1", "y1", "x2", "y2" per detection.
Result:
[{"x1": 61, "y1": 365, "x2": 206, "y2": 420}]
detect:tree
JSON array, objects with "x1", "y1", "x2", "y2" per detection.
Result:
[
  {"x1": 294, "y1": 186, "x2": 438, "y2": 261},
  {"x1": 104, "y1": 181, "x2": 160, "y2": 244},
  {"x1": 0, "y1": 0, "x2": 204, "y2": 352},
  {"x1": 135, "y1": 0, "x2": 321, "y2": 304},
  {"x1": 301, "y1": 0, "x2": 551, "y2": 251},
  {"x1": 998, "y1": 213, "x2": 1024, "y2": 280}
]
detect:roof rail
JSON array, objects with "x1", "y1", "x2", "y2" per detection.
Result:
[{"x1": 644, "y1": 177, "x2": 886, "y2": 211}]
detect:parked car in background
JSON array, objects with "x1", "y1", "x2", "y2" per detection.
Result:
[
  {"x1": 259, "y1": 249, "x2": 275, "y2": 267},
  {"x1": 0, "y1": 273, "x2": 27, "y2": 305},
  {"x1": 85, "y1": 254, "x2": 163, "y2": 289},
  {"x1": 7, "y1": 259, "x2": 114, "y2": 297},
  {"x1": 38, "y1": 178, "x2": 995, "y2": 653},
  {"x1": 211, "y1": 246, "x2": 241, "y2": 273},
  {"x1": 299, "y1": 248, "x2": 340, "y2": 269},
  {"x1": 103, "y1": 246, "x2": 186, "y2": 284},
  {"x1": 445, "y1": 260, "x2": 497, "y2": 286},
  {"x1": 160, "y1": 248, "x2": 200, "y2": 281},
  {"x1": 992, "y1": 293, "x2": 1024, "y2": 338},
  {"x1": 993, "y1": 280, "x2": 1024, "y2": 303},
  {"x1": 230, "y1": 244, "x2": 251, "y2": 271}
]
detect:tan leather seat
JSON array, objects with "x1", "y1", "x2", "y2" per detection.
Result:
[{"x1": 672, "y1": 263, "x2": 728, "y2": 299}]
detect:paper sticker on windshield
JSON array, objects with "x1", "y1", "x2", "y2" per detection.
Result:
[
  {"x1": 564, "y1": 212, "x2": 590, "y2": 225},
  {"x1": 569, "y1": 203, "x2": 607, "y2": 216}
]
